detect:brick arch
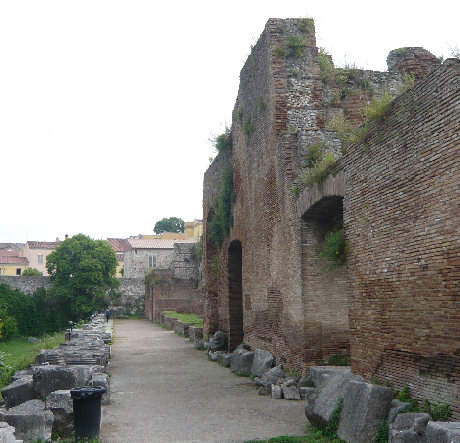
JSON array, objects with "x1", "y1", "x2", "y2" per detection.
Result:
[
  {"x1": 228, "y1": 240, "x2": 243, "y2": 352},
  {"x1": 300, "y1": 194, "x2": 351, "y2": 366}
]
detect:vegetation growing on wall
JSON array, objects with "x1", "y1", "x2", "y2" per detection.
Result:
[
  {"x1": 318, "y1": 47, "x2": 334, "y2": 82},
  {"x1": 300, "y1": 152, "x2": 336, "y2": 185},
  {"x1": 213, "y1": 127, "x2": 232, "y2": 154},
  {"x1": 319, "y1": 227, "x2": 347, "y2": 267},
  {"x1": 209, "y1": 167, "x2": 235, "y2": 249},
  {"x1": 298, "y1": 17, "x2": 314, "y2": 35},
  {"x1": 243, "y1": 116, "x2": 254, "y2": 136},
  {"x1": 286, "y1": 35, "x2": 307, "y2": 58}
]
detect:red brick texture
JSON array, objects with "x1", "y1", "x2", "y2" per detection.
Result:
[{"x1": 202, "y1": 18, "x2": 460, "y2": 417}]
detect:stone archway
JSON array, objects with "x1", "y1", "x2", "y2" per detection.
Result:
[{"x1": 228, "y1": 240, "x2": 243, "y2": 352}]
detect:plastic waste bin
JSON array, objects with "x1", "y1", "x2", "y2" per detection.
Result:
[{"x1": 71, "y1": 386, "x2": 106, "y2": 441}]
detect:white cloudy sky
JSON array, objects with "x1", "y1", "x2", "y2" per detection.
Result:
[{"x1": 1, "y1": 0, "x2": 458, "y2": 243}]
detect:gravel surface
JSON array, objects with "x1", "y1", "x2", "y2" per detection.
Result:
[{"x1": 100, "y1": 319, "x2": 306, "y2": 443}]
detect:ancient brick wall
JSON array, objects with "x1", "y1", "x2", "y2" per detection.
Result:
[
  {"x1": 343, "y1": 58, "x2": 460, "y2": 418},
  {"x1": 144, "y1": 269, "x2": 203, "y2": 322},
  {"x1": 203, "y1": 17, "x2": 459, "y2": 416}
]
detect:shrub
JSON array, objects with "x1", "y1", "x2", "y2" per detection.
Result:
[
  {"x1": 319, "y1": 228, "x2": 347, "y2": 267},
  {"x1": 243, "y1": 116, "x2": 254, "y2": 136},
  {"x1": 22, "y1": 268, "x2": 42, "y2": 276},
  {"x1": 375, "y1": 420, "x2": 389, "y2": 443},
  {"x1": 301, "y1": 152, "x2": 336, "y2": 185},
  {"x1": 213, "y1": 127, "x2": 232, "y2": 154},
  {"x1": 274, "y1": 46, "x2": 285, "y2": 58},
  {"x1": 363, "y1": 92, "x2": 394, "y2": 121},
  {"x1": 286, "y1": 35, "x2": 307, "y2": 58},
  {"x1": 292, "y1": 185, "x2": 299, "y2": 197},
  {"x1": 327, "y1": 354, "x2": 350, "y2": 366},
  {"x1": 421, "y1": 399, "x2": 452, "y2": 421},
  {"x1": 209, "y1": 167, "x2": 235, "y2": 249},
  {"x1": 305, "y1": 143, "x2": 323, "y2": 166},
  {"x1": 298, "y1": 18, "x2": 314, "y2": 35},
  {"x1": 323, "y1": 397, "x2": 343, "y2": 439},
  {"x1": 0, "y1": 310, "x2": 18, "y2": 341},
  {"x1": 318, "y1": 47, "x2": 334, "y2": 82}
]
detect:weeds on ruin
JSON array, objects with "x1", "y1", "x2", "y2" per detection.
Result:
[
  {"x1": 362, "y1": 92, "x2": 394, "y2": 121},
  {"x1": 237, "y1": 108, "x2": 244, "y2": 123},
  {"x1": 319, "y1": 228, "x2": 347, "y2": 268},
  {"x1": 318, "y1": 47, "x2": 334, "y2": 82},
  {"x1": 292, "y1": 185, "x2": 300, "y2": 197},
  {"x1": 286, "y1": 35, "x2": 307, "y2": 58},
  {"x1": 327, "y1": 354, "x2": 350, "y2": 366},
  {"x1": 274, "y1": 46, "x2": 286, "y2": 58},
  {"x1": 209, "y1": 167, "x2": 235, "y2": 249},
  {"x1": 298, "y1": 18, "x2": 314, "y2": 35},
  {"x1": 300, "y1": 152, "x2": 336, "y2": 186},
  {"x1": 305, "y1": 143, "x2": 324, "y2": 167},
  {"x1": 243, "y1": 116, "x2": 254, "y2": 136},
  {"x1": 374, "y1": 420, "x2": 389, "y2": 443},
  {"x1": 323, "y1": 397, "x2": 344, "y2": 440},
  {"x1": 213, "y1": 127, "x2": 232, "y2": 154}
]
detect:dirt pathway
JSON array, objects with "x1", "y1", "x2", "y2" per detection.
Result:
[{"x1": 100, "y1": 319, "x2": 306, "y2": 443}]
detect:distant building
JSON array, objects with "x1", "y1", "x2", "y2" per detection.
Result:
[
  {"x1": 123, "y1": 238, "x2": 198, "y2": 278},
  {"x1": 0, "y1": 248, "x2": 29, "y2": 276},
  {"x1": 23, "y1": 240, "x2": 61, "y2": 276},
  {"x1": 106, "y1": 238, "x2": 132, "y2": 277},
  {"x1": 142, "y1": 219, "x2": 203, "y2": 241}
]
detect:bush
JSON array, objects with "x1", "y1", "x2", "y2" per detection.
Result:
[
  {"x1": 319, "y1": 228, "x2": 347, "y2": 267},
  {"x1": 301, "y1": 152, "x2": 336, "y2": 185},
  {"x1": 318, "y1": 47, "x2": 334, "y2": 82},
  {"x1": 213, "y1": 127, "x2": 232, "y2": 154},
  {"x1": 327, "y1": 354, "x2": 350, "y2": 366},
  {"x1": 363, "y1": 92, "x2": 394, "y2": 121},
  {"x1": 286, "y1": 35, "x2": 307, "y2": 58},
  {"x1": 22, "y1": 268, "x2": 42, "y2": 276},
  {"x1": 0, "y1": 310, "x2": 18, "y2": 341}
]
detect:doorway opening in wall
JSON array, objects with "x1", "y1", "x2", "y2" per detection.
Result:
[
  {"x1": 301, "y1": 195, "x2": 351, "y2": 365},
  {"x1": 228, "y1": 240, "x2": 243, "y2": 352}
]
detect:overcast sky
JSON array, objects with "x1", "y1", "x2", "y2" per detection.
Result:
[{"x1": 1, "y1": 0, "x2": 458, "y2": 243}]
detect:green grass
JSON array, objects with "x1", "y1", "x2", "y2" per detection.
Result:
[
  {"x1": 0, "y1": 332, "x2": 65, "y2": 393},
  {"x1": 162, "y1": 311, "x2": 203, "y2": 328}
]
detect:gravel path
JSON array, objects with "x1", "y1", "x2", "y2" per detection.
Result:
[{"x1": 100, "y1": 319, "x2": 306, "y2": 443}]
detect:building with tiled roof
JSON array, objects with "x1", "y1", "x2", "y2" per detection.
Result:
[
  {"x1": 0, "y1": 252, "x2": 29, "y2": 276},
  {"x1": 23, "y1": 239, "x2": 62, "y2": 276},
  {"x1": 123, "y1": 237, "x2": 199, "y2": 279},
  {"x1": 106, "y1": 238, "x2": 132, "y2": 277}
]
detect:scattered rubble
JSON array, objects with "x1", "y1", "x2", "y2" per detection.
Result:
[{"x1": 0, "y1": 314, "x2": 112, "y2": 442}]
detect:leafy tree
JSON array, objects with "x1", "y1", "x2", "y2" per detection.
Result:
[
  {"x1": 153, "y1": 217, "x2": 185, "y2": 234},
  {"x1": 46, "y1": 234, "x2": 119, "y2": 321},
  {"x1": 22, "y1": 268, "x2": 42, "y2": 276}
]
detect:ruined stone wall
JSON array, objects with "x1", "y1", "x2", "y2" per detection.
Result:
[
  {"x1": 144, "y1": 269, "x2": 203, "y2": 322},
  {"x1": 0, "y1": 276, "x2": 52, "y2": 294},
  {"x1": 123, "y1": 248, "x2": 175, "y2": 278},
  {"x1": 343, "y1": 59, "x2": 460, "y2": 418},
  {"x1": 111, "y1": 278, "x2": 144, "y2": 316},
  {"x1": 170, "y1": 243, "x2": 200, "y2": 280}
]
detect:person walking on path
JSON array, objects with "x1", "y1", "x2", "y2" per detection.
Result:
[{"x1": 105, "y1": 309, "x2": 111, "y2": 322}]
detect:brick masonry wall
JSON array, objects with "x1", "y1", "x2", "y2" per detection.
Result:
[
  {"x1": 203, "y1": 17, "x2": 459, "y2": 415},
  {"x1": 343, "y1": 58, "x2": 460, "y2": 418},
  {"x1": 144, "y1": 269, "x2": 203, "y2": 322}
]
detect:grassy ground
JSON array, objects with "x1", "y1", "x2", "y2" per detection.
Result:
[
  {"x1": 244, "y1": 425, "x2": 341, "y2": 443},
  {"x1": 0, "y1": 332, "x2": 65, "y2": 393},
  {"x1": 162, "y1": 311, "x2": 203, "y2": 327}
]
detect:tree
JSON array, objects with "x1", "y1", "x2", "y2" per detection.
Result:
[
  {"x1": 22, "y1": 268, "x2": 42, "y2": 276},
  {"x1": 46, "y1": 234, "x2": 119, "y2": 321},
  {"x1": 153, "y1": 217, "x2": 185, "y2": 234}
]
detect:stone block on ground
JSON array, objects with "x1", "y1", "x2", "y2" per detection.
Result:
[
  {"x1": 2, "y1": 378, "x2": 35, "y2": 409},
  {"x1": 207, "y1": 331, "x2": 227, "y2": 352},
  {"x1": 0, "y1": 399, "x2": 53, "y2": 443},
  {"x1": 230, "y1": 348, "x2": 254, "y2": 374},
  {"x1": 91, "y1": 373, "x2": 110, "y2": 404},
  {"x1": 388, "y1": 399, "x2": 411, "y2": 424},
  {"x1": 0, "y1": 422, "x2": 20, "y2": 443},
  {"x1": 337, "y1": 381, "x2": 394, "y2": 443},
  {"x1": 257, "y1": 385, "x2": 271, "y2": 396},
  {"x1": 221, "y1": 354, "x2": 232, "y2": 367},
  {"x1": 11, "y1": 370, "x2": 33, "y2": 383},
  {"x1": 300, "y1": 386, "x2": 316, "y2": 400},
  {"x1": 282, "y1": 384, "x2": 300, "y2": 400},
  {"x1": 250, "y1": 349, "x2": 274, "y2": 377},
  {"x1": 45, "y1": 390, "x2": 73, "y2": 436},
  {"x1": 426, "y1": 421, "x2": 460, "y2": 443},
  {"x1": 388, "y1": 413, "x2": 430, "y2": 443},
  {"x1": 271, "y1": 384, "x2": 282, "y2": 399},
  {"x1": 258, "y1": 365, "x2": 285, "y2": 388},
  {"x1": 194, "y1": 339, "x2": 205, "y2": 350},
  {"x1": 33, "y1": 365, "x2": 92, "y2": 399},
  {"x1": 309, "y1": 366, "x2": 351, "y2": 387},
  {"x1": 305, "y1": 370, "x2": 363, "y2": 427},
  {"x1": 188, "y1": 327, "x2": 203, "y2": 341}
]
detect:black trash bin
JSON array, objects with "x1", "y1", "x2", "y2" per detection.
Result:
[{"x1": 71, "y1": 386, "x2": 106, "y2": 441}]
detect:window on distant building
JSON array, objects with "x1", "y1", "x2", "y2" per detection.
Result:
[
  {"x1": 38, "y1": 254, "x2": 43, "y2": 264},
  {"x1": 149, "y1": 256, "x2": 156, "y2": 268},
  {"x1": 16, "y1": 268, "x2": 22, "y2": 276}
]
